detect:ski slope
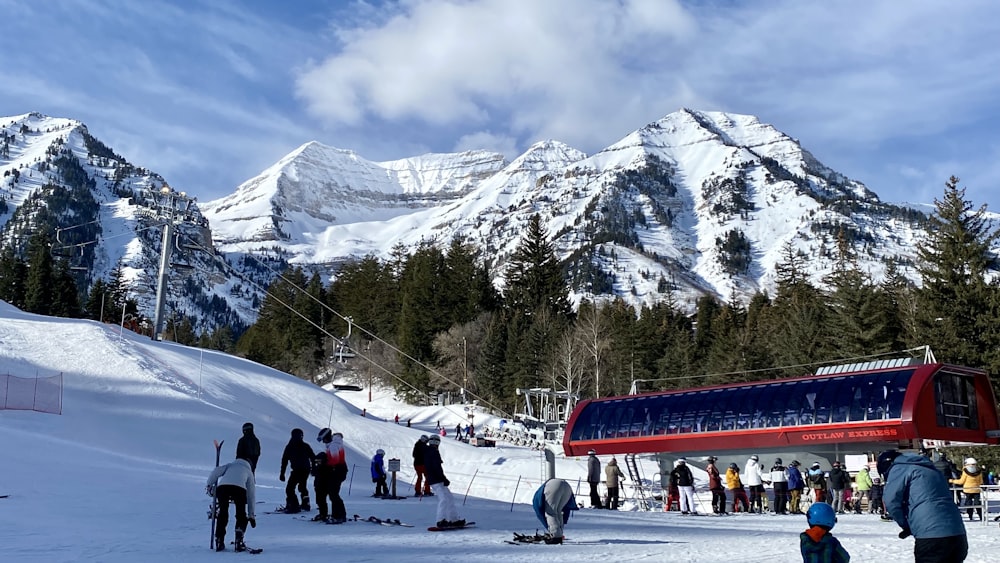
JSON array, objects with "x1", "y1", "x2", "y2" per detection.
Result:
[{"x1": 0, "y1": 303, "x2": 996, "y2": 562}]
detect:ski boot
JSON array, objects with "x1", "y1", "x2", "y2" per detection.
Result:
[
  {"x1": 311, "y1": 513, "x2": 328, "y2": 522},
  {"x1": 300, "y1": 495, "x2": 310, "y2": 512},
  {"x1": 214, "y1": 535, "x2": 225, "y2": 552},
  {"x1": 234, "y1": 529, "x2": 247, "y2": 552}
]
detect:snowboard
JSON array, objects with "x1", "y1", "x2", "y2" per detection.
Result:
[{"x1": 428, "y1": 522, "x2": 476, "y2": 532}]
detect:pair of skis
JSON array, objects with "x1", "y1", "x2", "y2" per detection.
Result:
[{"x1": 352, "y1": 514, "x2": 414, "y2": 527}]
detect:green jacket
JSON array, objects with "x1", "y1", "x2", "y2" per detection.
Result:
[
  {"x1": 855, "y1": 468, "x2": 873, "y2": 491},
  {"x1": 800, "y1": 527, "x2": 850, "y2": 563}
]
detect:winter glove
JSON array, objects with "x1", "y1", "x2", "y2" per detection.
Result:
[
  {"x1": 898, "y1": 528, "x2": 911, "y2": 539},
  {"x1": 205, "y1": 484, "x2": 216, "y2": 497},
  {"x1": 279, "y1": 472, "x2": 285, "y2": 482},
  {"x1": 249, "y1": 517, "x2": 256, "y2": 528},
  {"x1": 443, "y1": 478, "x2": 450, "y2": 487}
]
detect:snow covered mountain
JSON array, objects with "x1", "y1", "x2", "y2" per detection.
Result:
[
  {"x1": 202, "y1": 109, "x2": 932, "y2": 311},
  {"x1": 0, "y1": 112, "x2": 246, "y2": 333},
  {"x1": 0, "y1": 109, "x2": 942, "y2": 334}
]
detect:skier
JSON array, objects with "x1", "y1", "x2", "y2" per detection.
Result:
[
  {"x1": 807, "y1": 462, "x2": 828, "y2": 504},
  {"x1": 604, "y1": 457, "x2": 626, "y2": 510},
  {"x1": 313, "y1": 428, "x2": 349, "y2": 524},
  {"x1": 424, "y1": 434, "x2": 465, "y2": 528},
  {"x1": 310, "y1": 451, "x2": 332, "y2": 522},
  {"x1": 788, "y1": 460, "x2": 805, "y2": 514},
  {"x1": 726, "y1": 462, "x2": 750, "y2": 513},
  {"x1": 881, "y1": 450, "x2": 968, "y2": 562},
  {"x1": 412, "y1": 435, "x2": 433, "y2": 497},
  {"x1": 706, "y1": 456, "x2": 726, "y2": 514},
  {"x1": 744, "y1": 455, "x2": 766, "y2": 513},
  {"x1": 586, "y1": 450, "x2": 604, "y2": 509},
  {"x1": 828, "y1": 460, "x2": 849, "y2": 513},
  {"x1": 800, "y1": 501, "x2": 850, "y2": 562},
  {"x1": 671, "y1": 458, "x2": 696, "y2": 514},
  {"x1": 532, "y1": 478, "x2": 578, "y2": 544},
  {"x1": 278, "y1": 428, "x2": 314, "y2": 513},
  {"x1": 770, "y1": 458, "x2": 789, "y2": 514},
  {"x1": 371, "y1": 448, "x2": 388, "y2": 497},
  {"x1": 949, "y1": 457, "x2": 984, "y2": 521},
  {"x1": 206, "y1": 454, "x2": 257, "y2": 552},
  {"x1": 236, "y1": 422, "x2": 261, "y2": 474}
]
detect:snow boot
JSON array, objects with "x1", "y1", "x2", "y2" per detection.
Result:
[
  {"x1": 234, "y1": 529, "x2": 246, "y2": 552},
  {"x1": 214, "y1": 536, "x2": 225, "y2": 552}
]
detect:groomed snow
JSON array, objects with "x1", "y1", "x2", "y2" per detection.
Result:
[{"x1": 0, "y1": 303, "x2": 996, "y2": 562}]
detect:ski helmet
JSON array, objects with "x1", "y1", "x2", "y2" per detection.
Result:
[
  {"x1": 428, "y1": 435, "x2": 441, "y2": 446},
  {"x1": 965, "y1": 457, "x2": 977, "y2": 466},
  {"x1": 774, "y1": 458, "x2": 782, "y2": 465},
  {"x1": 588, "y1": 449, "x2": 597, "y2": 455},
  {"x1": 707, "y1": 456, "x2": 718, "y2": 462},
  {"x1": 677, "y1": 457, "x2": 687, "y2": 464},
  {"x1": 291, "y1": 428, "x2": 304, "y2": 439},
  {"x1": 376, "y1": 448, "x2": 385, "y2": 456},
  {"x1": 318, "y1": 428, "x2": 333, "y2": 442},
  {"x1": 750, "y1": 455, "x2": 758, "y2": 462},
  {"x1": 807, "y1": 501, "x2": 837, "y2": 529},
  {"x1": 419, "y1": 435, "x2": 429, "y2": 443},
  {"x1": 729, "y1": 463, "x2": 739, "y2": 470},
  {"x1": 242, "y1": 422, "x2": 254, "y2": 433}
]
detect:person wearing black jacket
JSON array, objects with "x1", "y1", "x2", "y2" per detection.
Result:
[
  {"x1": 828, "y1": 460, "x2": 850, "y2": 513},
  {"x1": 412, "y1": 435, "x2": 433, "y2": 497},
  {"x1": 236, "y1": 422, "x2": 261, "y2": 474},
  {"x1": 279, "y1": 428, "x2": 314, "y2": 513},
  {"x1": 671, "y1": 458, "x2": 696, "y2": 514}
]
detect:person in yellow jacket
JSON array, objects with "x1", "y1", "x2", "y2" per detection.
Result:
[
  {"x1": 949, "y1": 457, "x2": 983, "y2": 521},
  {"x1": 725, "y1": 462, "x2": 750, "y2": 512}
]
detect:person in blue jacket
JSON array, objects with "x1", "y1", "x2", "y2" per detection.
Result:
[
  {"x1": 532, "y1": 478, "x2": 578, "y2": 544},
  {"x1": 787, "y1": 460, "x2": 805, "y2": 514},
  {"x1": 880, "y1": 450, "x2": 968, "y2": 563},
  {"x1": 370, "y1": 448, "x2": 388, "y2": 497}
]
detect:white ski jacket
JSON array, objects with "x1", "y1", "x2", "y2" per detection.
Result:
[
  {"x1": 744, "y1": 459, "x2": 764, "y2": 486},
  {"x1": 208, "y1": 458, "x2": 256, "y2": 517}
]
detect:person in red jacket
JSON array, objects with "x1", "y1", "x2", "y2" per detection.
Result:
[
  {"x1": 707, "y1": 456, "x2": 727, "y2": 514},
  {"x1": 412, "y1": 435, "x2": 433, "y2": 497}
]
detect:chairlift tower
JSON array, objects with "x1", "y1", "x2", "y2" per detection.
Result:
[{"x1": 140, "y1": 185, "x2": 198, "y2": 340}]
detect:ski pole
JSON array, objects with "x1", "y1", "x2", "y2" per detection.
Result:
[
  {"x1": 462, "y1": 468, "x2": 479, "y2": 505},
  {"x1": 509, "y1": 475, "x2": 522, "y2": 512}
]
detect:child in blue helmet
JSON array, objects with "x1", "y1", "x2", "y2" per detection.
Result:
[{"x1": 800, "y1": 501, "x2": 850, "y2": 562}]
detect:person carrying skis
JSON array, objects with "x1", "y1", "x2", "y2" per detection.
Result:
[
  {"x1": 236, "y1": 422, "x2": 261, "y2": 474},
  {"x1": 371, "y1": 448, "x2": 388, "y2": 497},
  {"x1": 532, "y1": 478, "x2": 578, "y2": 544},
  {"x1": 424, "y1": 434, "x2": 465, "y2": 528},
  {"x1": 206, "y1": 454, "x2": 257, "y2": 552},
  {"x1": 706, "y1": 456, "x2": 726, "y2": 514},
  {"x1": 586, "y1": 450, "x2": 604, "y2": 509},
  {"x1": 279, "y1": 428, "x2": 314, "y2": 513},
  {"x1": 604, "y1": 457, "x2": 626, "y2": 510},
  {"x1": 412, "y1": 435, "x2": 433, "y2": 497}
]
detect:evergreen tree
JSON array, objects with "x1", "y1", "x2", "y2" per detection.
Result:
[
  {"x1": 503, "y1": 214, "x2": 572, "y2": 319},
  {"x1": 23, "y1": 231, "x2": 54, "y2": 315},
  {"x1": 0, "y1": 246, "x2": 27, "y2": 308},
  {"x1": 913, "y1": 176, "x2": 999, "y2": 367}
]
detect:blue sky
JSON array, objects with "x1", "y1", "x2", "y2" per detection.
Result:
[{"x1": 3, "y1": 0, "x2": 1000, "y2": 211}]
